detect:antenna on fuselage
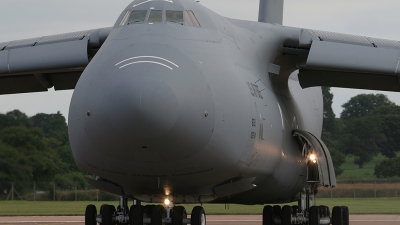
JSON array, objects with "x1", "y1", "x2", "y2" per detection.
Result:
[{"x1": 258, "y1": 0, "x2": 284, "y2": 25}]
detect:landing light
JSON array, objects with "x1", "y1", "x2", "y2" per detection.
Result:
[
  {"x1": 309, "y1": 154, "x2": 317, "y2": 163},
  {"x1": 164, "y1": 199, "x2": 171, "y2": 206}
]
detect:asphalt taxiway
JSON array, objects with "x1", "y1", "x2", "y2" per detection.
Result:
[{"x1": 0, "y1": 215, "x2": 399, "y2": 225}]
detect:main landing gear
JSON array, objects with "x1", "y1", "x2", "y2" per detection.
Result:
[
  {"x1": 85, "y1": 196, "x2": 206, "y2": 225},
  {"x1": 262, "y1": 188, "x2": 349, "y2": 225}
]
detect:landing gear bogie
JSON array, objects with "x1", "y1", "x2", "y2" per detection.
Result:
[
  {"x1": 85, "y1": 196, "x2": 205, "y2": 225},
  {"x1": 261, "y1": 188, "x2": 349, "y2": 225},
  {"x1": 262, "y1": 204, "x2": 349, "y2": 225}
]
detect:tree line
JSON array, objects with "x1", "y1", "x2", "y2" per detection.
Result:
[
  {"x1": 322, "y1": 87, "x2": 400, "y2": 178},
  {"x1": 0, "y1": 110, "x2": 87, "y2": 189}
]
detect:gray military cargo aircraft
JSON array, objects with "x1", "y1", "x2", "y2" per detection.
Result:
[{"x1": 1, "y1": 0, "x2": 399, "y2": 224}]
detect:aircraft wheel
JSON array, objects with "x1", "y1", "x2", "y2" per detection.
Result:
[
  {"x1": 85, "y1": 205, "x2": 97, "y2": 225},
  {"x1": 100, "y1": 204, "x2": 107, "y2": 215},
  {"x1": 281, "y1": 205, "x2": 292, "y2": 225},
  {"x1": 191, "y1": 206, "x2": 206, "y2": 225},
  {"x1": 332, "y1": 206, "x2": 343, "y2": 225},
  {"x1": 102, "y1": 205, "x2": 115, "y2": 225},
  {"x1": 145, "y1": 205, "x2": 155, "y2": 217},
  {"x1": 309, "y1": 206, "x2": 320, "y2": 225},
  {"x1": 341, "y1": 206, "x2": 349, "y2": 225},
  {"x1": 272, "y1": 205, "x2": 281, "y2": 221},
  {"x1": 272, "y1": 205, "x2": 281, "y2": 214},
  {"x1": 172, "y1": 206, "x2": 187, "y2": 225},
  {"x1": 151, "y1": 205, "x2": 166, "y2": 225},
  {"x1": 130, "y1": 205, "x2": 147, "y2": 225},
  {"x1": 262, "y1": 205, "x2": 274, "y2": 225}
]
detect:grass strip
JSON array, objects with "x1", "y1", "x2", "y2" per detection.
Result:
[{"x1": 0, "y1": 198, "x2": 399, "y2": 216}]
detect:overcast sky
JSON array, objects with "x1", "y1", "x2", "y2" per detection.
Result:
[{"x1": 1, "y1": 0, "x2": 399, "y2": 119}]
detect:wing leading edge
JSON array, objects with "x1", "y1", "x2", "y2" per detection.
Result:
[
  {"x1": 0, "y1": 27, "x2": 111, "y2": 95},
  {"x1": 281, "y1": 28, "x2": 400, "y2": 92}
]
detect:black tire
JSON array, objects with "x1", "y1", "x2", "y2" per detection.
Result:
[
  {"x1": 341, "y1": 206, "x2": 349, "y2": 225},
  {"x1": 172, "y1": 206, "x2": 187, "y2": 225},
  {"x1": 85, "y1": 205, "x2": 97, "y2": 225},
  {"x1": 281, "y1": 205, "x2": 292, "y2": 225},
  {"x1": 129, "y1": 205, "x2": 136, "y2": 225},
  {"x1": 151, "y1": 205, "x2": 166, "y2": 225},
  {"x1": 102, "y1": 205, "x2": 115, "y2": 225},
  {"x1": 100, "y1": 204, "x2": 107, "y2": 215},
  {"x1": 130, "y1": 205, "x2": 147, "y2": 225},
  {"x1": 145, "y1": 205, "x2": 155, "y2": 217},
  {"x1": 272, "y1": 205, "x2": 281, "y2": 222},
  {"x1": 309, "y1": 206, "x2": 320, "y2": 225},
  {"x1": 332, "y1": 206, "x2": 343, "y2": 225},
  {"x1": 262, "y1": 205, "x2": 274, "y2": 225},
  {"x1": 110, "y1": 205, "x2": 116, "y2": 214},
  {"x1": 191, "y1": 206, "x2": 206, "y2": 225}
]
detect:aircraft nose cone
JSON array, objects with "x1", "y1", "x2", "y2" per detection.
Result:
[
  {"x1": 75, "y1": 43, "x2": 215, "y2": 163},
  {"x1": 108, "y1": 76, "x2": 178, "y2": 139}
]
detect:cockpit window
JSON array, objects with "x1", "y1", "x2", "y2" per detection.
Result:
[
  {"x1": 166, "y1": 10, "x2": 184, "y2": 24},
  {"x1": 187, "y1": 10, "x2": 200, "y2": 27},
  {"x1": 128, "y1": 10, "x2": 148, "y2": 24},
  {"x1": 119, "y1": 11, "x2": 131, "y2": 26},
  {"x1": 184, "y1": 11, "x2": 195, "y2": 26},
  {"x1": 148, "y1": 10, "x2": 162, "y2": 23}
]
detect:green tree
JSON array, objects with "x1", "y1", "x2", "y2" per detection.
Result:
[
  {"x1": 0, "y1": 126, "x2": 61, "y2": 181},
  {"x1": 0, "y1": 110, "x2": 32, "y2": 130},
  {"x1": 374, "y1": 157, "x2": 400, "y2": 178},
  {"x1": 371, "y1": 105, "x2": 400, "y2": 158},
  {"x1": 341, "y1": 118, "x2": 385, "y2": 168},
  {"x1": 0, "y1": 141, "x2": 28, "y2": 181},
  {"x1": 341, "y1": 94, "x2": 393, "y2": 119},
  {"x1": 330, "y1": 148, "x2": 345, "y2": 176},
  {"x1": 321, "y1": 87, "x2": 345, "y2": 176},
  {"x1": 31, "y1": 111, "x2": 69, "y2": 144},
  {"x1": 322, "y1": 87, "x2": 336, "y2": 133},
  {"x1": 340, "y1": 94, "x2": 395, "y2": 168}
]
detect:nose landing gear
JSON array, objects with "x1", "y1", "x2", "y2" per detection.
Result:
[{"x1": 84, "y1": 196, "x2": 206, "y2": 225}]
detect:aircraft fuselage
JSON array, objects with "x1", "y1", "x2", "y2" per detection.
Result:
[{"x1": 68, "y1": 0, "x2": 323, "y2": 204}]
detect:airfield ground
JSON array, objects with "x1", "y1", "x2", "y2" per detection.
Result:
[
  {"x1": 1, "y1": 199, "x2": 399, "y2": 216},
  {"x1": 0, "y1": 215, "x2": 399, "y2": 225}
]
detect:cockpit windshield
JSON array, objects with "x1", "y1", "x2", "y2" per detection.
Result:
[
  {"x1": 128, "y1": 10, "x2": 147, "y2": 24},
  {"x1": 120, "y1": 9, "x2": 200, "y2": 27},
  {"x1": 166, "y1": 10, "x2": 183, "y2": 24},
  {"x1": 148, "y1": 10, "x2": 162, "y2": 23}
]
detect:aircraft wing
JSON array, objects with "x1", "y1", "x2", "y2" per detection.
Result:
[
  {"x1": 283, "y1": 28, "x2": 400, "y2": 92},
  {"x1": 0, "y1": 27, "x2": 112, "y2": 95}
]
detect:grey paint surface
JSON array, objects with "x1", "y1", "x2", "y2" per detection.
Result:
[{"x1": 0, "y1": 0, "x2": 399, "y2": 205}]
